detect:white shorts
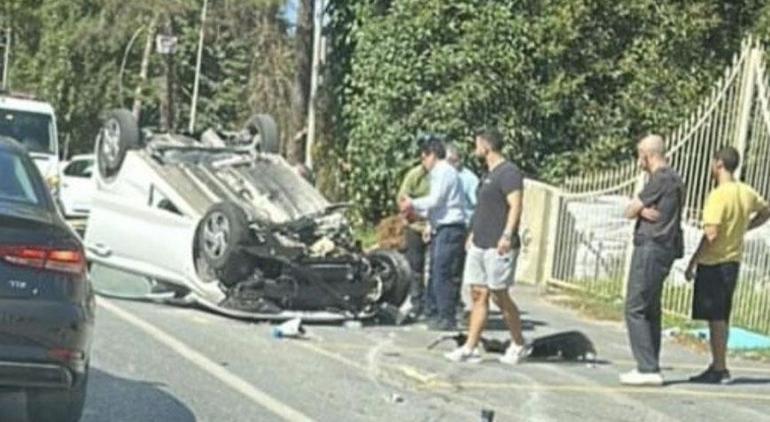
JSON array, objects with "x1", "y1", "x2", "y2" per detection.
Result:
[{"x1": 463, "y1": 245, "x2": 518, "y2": 290}]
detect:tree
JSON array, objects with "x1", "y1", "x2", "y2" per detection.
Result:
[{"x1": 323, "y1": 0, "x2": 764, "y2": 222}]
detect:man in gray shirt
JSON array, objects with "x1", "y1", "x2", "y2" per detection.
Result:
[
  {"x1": 400, "y1": 138, "x2": 467, "y2": 331},
  {"x1": 621, "y1": 134, "x2": 684, "y2": 386}
]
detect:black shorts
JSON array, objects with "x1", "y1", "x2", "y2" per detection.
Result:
[{"x1": 692, "y1": 262, "x2": 740, "y2": 321}]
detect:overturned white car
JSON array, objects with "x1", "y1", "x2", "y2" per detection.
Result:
[{"x1": 84, "y1": 109, "x2": 410, "y2": 321}]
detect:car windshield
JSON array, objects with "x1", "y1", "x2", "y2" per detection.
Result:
[
  {"x1": 0, "y1": 108, "x2": 55, "y2": 154},
  {"x1": 0, "y1": 149, "x2": 41, "y2": 205}
]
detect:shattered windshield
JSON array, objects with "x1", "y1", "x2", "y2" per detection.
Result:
[{"x1": 0, "y1": 108, "x2": 55, "y2": 154}]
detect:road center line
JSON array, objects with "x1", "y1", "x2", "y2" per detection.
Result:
[{"x1": 98, "y1": 298, "x2": 315, "y2": 422}]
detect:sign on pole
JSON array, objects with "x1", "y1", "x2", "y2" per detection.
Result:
[{"x1": 155, "y1": 35, "x2": 178, "y2": 55}]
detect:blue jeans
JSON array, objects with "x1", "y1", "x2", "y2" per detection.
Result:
[{"x1": 425, "y1": 225, "x2": 466, "y2": 323}]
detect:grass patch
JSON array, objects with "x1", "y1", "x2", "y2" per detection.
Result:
[
  {"x1": 353, "y1": 225, "x2": 378, "y2": 249},
  {"x1": 545, "y1": 286, "x2": 624, "y2": 322}
]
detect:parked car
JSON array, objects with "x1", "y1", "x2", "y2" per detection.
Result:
[
  {"x1": 0, "y1": 136, "x2": 94, "y2": 422},
  {"x1": 84, "y1": 109, "x2": 410, "y2": 321},
  {"x1": 0, "y1": 93, "x2": 62, "y2": 196},
  {"x1": 59, "y1": 154, "x2": 96, "y2": 218}
]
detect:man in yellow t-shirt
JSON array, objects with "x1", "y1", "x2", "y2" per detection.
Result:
[{"x1": 686, "y1": 146, "x2": 770, "y2": 384}]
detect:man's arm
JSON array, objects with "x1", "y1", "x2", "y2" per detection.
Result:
[
  {"x1": 624, "y1": 198, "x2": 662, "y2": 221},
  {"x1": 748, "y1": 202, "x2": 770, "y2": 231},
  {"x1": 624, "y1": 198, "x2": 645, "y2": 220},
  {"x1": 412, "y1": 167, "x2": 451, "y2": 215},
  {"x1": 625, "y1": 174, "x2": 664, "y2": 221},
  {"x1": 685, "y1": 225, "x2": 718, "y2": 280},
  {"x1": 467, "y1": 173, "x2": 479, "y2": 208},
  {"x1": 686, "y1": 191, "x2": 723, "y2": 280},
  {"x1": 497, "y1": 190, "x2": 522, "y2": 254},
  {"x1": 397, "y1": 167, "x2": 419, "y2": 203}
]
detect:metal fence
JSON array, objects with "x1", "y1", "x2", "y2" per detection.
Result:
[{"x1": 529, "y1": 38, "x2": 770, "y2": 335}]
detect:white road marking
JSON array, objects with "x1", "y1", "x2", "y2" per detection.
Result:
[{"x1": 98, "y1": 298, "x2": 315, "y2": 422}]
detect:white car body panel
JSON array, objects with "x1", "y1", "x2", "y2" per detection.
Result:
[
  {"x1": 85, "y1": 152, "x2": 226, "y2": 302},
  {"x1": 60, "y1": 155, "x2": 96, "y2": 217}
]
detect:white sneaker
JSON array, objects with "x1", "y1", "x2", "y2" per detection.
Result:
[
  {"x1": 619, "y1": 369, "x2": 664, "y2": 386},
  {"x1": 444, "y1": 346, "x2": 482, "y2": 363},
  {"x1": 499, "y1": 342, "x2": 528, "y2": 365}
]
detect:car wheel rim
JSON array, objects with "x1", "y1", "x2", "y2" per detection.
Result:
[
  {"x1": 101, "y1": 119, "x2": 121, "y2": 167},
  {"x1": 367, "y1": 255, "x2": 394, "y2": 301},
  {"x1": 203, "y1": 212, "x2": 230, "y2": 260}
]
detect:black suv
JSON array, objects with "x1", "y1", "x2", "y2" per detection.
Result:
[{"x1": 0, "y1": 136, "x2": 94, "y2": 422}]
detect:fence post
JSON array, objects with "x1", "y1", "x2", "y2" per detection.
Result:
[
  {"x1": 541, "y1": 189, "x2": 562, "y2": 288},
  {"x1": 733, "y1": 43, "x2": 762, "y2": 179}
]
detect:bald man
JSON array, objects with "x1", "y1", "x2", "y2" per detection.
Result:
[{"x1": 620, "y1": 135, "x2": 684, "y2": 386}]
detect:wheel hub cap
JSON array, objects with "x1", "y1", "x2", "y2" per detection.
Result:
[{"x1": 202, "y1": 212, "x2": 230, "y2": 259}]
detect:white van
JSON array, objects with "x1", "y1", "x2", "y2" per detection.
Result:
[{"x1": 0, "y1": 93, "x2": 60, "y2": 195}]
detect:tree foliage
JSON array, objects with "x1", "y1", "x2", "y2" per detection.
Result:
[
  {"x1": 4, "y1": 0, "x2": 294, "y2": 156},
  {"x1": 325, "y1": 0, "x2": 764, "y2": 222}
]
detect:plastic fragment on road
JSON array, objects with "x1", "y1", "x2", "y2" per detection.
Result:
[{"x1": 271, "y1": 318, "x2": 306, "y2": 339}]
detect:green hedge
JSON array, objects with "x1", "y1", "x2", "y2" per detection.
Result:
[{"x1": 326, "y1": 0, "x2": 763, "y2": 222}]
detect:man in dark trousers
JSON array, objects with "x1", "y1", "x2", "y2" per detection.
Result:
[
  {"x1": 621, "y1": 134, "x2": 684, "y2": 386},
  {"x1": 400, "y1": 139, "x2": 467, "y2": 331},
  {"x1": 397, "y1": 144, "x2": 431, "y2": 321},
  {"x1": 444, "y1": 128, "x2": 528, "y2": 364},
  {"x1": 685, "y1": 147, "x2": 770, "y2": 383}
]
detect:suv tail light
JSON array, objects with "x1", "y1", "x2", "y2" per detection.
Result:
[{"x1": 0, "y1": 246, "x2": 86, "y2": 275}]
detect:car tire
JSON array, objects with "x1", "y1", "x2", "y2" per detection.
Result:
[
  {"x1": 368, "y1": 249, "x2": 412, "y2": 307},
  {"x1": 197, "y1": 201, "x2": 254, "y2": 286},
  {"x1": 26, "y1": 369, "x2": 88, "y2": 422},
  {"x1": 96, "y1": 109, "x2": 140, "y2": 181},
  {"x1": 244, "y1": 114, "x2": 280, "y2": 154}
]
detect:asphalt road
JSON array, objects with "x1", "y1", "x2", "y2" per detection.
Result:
[{"x1": 3, "y1": 274, "x2": 770, "y2": 421}]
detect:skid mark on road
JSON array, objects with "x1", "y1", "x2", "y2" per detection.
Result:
[{"x1": 98, "y1": 298, "x2": 315, "y2": 422}]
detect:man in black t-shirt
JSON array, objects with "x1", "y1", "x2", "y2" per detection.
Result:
[
  {"x1": 621, "y1": 134, "x2": 684, "y2": 386},
  {"x1": 444, "y1": 128, "x2": 528, "y2": 365}
]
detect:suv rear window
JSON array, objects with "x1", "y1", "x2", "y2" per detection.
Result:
[
  {"x1": 0, "y1": 150, "x2": 40, "y2": 204},
  {"x1": 0, "y1": 109, "x2": 55, "y2": 154}
]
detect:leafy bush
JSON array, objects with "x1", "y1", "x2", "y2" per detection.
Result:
[{"x1": 326, "y1": 0, "x2": 762, "y2": 222}]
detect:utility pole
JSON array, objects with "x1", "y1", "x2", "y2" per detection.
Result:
[
  {"x1": 1, "y1": 25, "x2": 11, "y2": 90},
  {"x1": 189, "y1": 0, "x2": 208, "y2": 134},
  {"x1": 157, "y1": 16, "x2": 177, "y2": 132},
  {"x1": 305, "y1": 0, "x2": 325, "y2": 169}
]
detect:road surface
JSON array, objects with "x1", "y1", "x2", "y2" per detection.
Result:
[{"x1": 3, "y1": 272, "x2": 770, "y2": 421}]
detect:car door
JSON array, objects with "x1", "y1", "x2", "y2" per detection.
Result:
[{"x1": 61, "y1": 158, "x2": 95, "y2": 216}]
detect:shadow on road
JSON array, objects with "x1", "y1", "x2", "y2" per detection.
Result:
[
  {"x1": 83, "y1": 368, "x2": 196, "y2": 422},
  {"x1": 0, "y1": 369, "x2": 195, "y2": 422}
]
